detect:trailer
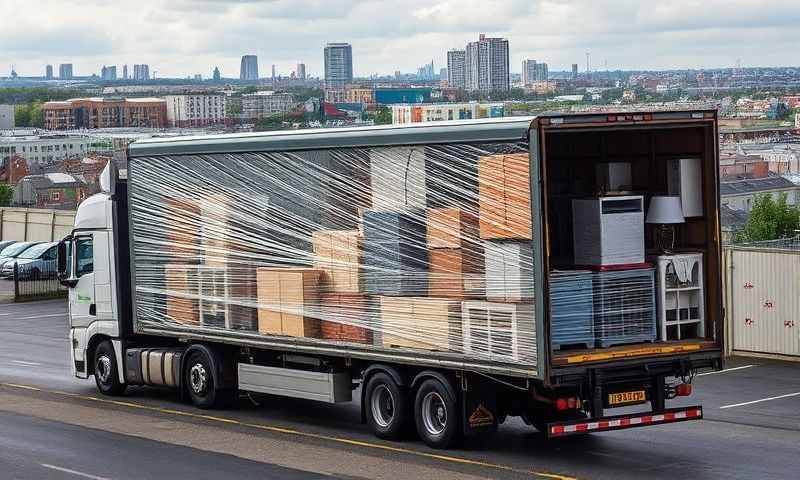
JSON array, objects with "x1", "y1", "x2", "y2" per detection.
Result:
[{"x1": 58, "y1": 111, "x2": 722, "y2": 448}]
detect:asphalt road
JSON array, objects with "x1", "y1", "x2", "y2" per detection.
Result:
[{"x1": 1, "y1": 299, "x2": 799, "y2": 480}]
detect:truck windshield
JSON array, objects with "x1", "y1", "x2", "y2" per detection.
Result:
[
  {"x1": 0, "y1": 242, "x2": 38, "y2": 257},
  {"x1": 18, "y1": 243, "x2": 54, "y2": 259}
]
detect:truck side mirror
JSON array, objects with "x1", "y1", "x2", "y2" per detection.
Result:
[{"x1": 57, "y1": 239, "x2": 77, "y2": 288}]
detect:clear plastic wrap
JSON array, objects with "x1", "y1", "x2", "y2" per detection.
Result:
[
  {"x1": 129, "y1": 142, "x2": 539, "y2": 366},
  {"x1": 128, "y1": 138, "x2": 661, "y2": 369}
]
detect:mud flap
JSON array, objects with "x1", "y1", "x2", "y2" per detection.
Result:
[{"x1": 461, "y1": 376, "x2": 499, "y2": 436}]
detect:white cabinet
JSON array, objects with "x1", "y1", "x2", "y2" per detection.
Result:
[
  {"x1": 572, "y1": 196, "x2": 644, "y2": 266},
  {"x1": 667, "y1": 158, "x2": 703, "y2": 217},
  {"x1": 653, "y1": 253, "x2": 705, "y2": 341}
]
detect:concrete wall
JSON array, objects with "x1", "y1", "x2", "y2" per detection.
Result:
[{"x1": 0, "y1": 207, "x2": 75, "y2": 242}]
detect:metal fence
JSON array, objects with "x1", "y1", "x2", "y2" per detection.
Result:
[{"x1": 12, "y1": 262, "x2": 67, "y2": 302}]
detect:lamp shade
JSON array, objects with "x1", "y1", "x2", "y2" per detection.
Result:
[{"x1": 646, "y1": 195, "x2": 685, "y2": 224}]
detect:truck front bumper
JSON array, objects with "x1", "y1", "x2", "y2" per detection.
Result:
[{"x1": 547, "y1": 405, "x2": 703, "y2": 438}]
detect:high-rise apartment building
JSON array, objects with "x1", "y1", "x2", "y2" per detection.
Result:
[
  {"x1": 123, "y1": 65, "x2": 128, "y2": 80},
  {"x1": 572, "y1": 63, "x2": 579, "y2": 79},
  {"x1": 324, "y1": 43, "x2": 353, "y2": 88},
  {"x1": 296, "y1": 63, "x2": 306, "y2": 80},
  {"x1": 101, "y1": 65, "x2": 117, "y2": 81},
  {"x1": 59, "y1": 64, "x2": 73, "y2": 80},
  {"x1": 212, "y1": 67, "x2": 221, "y2": 81},
  {"x1": 464, "y1": 34, "x2": 509, "y2": 92},
  {"x1": 521, "y1": 59, "x2": 537, "y2": 85},
  {"x1": 133, "y1": 64, "x2": 150, "y2": 81},
  {"x1": 240, "y1": 55, "x2": 259, "y2": 81},
  {"x1": 447, "y1": 49, "x2": 466, "y2": 89},
  {"x1": 45, "y1": 65, "x2": 53, "y2": 80},
  {"x1": 535, "y1": 62, "x2": 548, "y2": 82}
]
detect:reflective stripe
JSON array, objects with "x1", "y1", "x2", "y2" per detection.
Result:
[{"x1": 548, "y1": 407, "x2": 703, "y2": 437}]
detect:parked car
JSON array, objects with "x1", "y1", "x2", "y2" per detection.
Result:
[
  {"x1": 0, "y1": 240, "x2": 18, "y2": 255},
  {"x1": 1, "y1": 242, "x2": 58, "y2": 280},
  {"x1": 0, "y1": 241, "x2": 44, "y2": 272}
]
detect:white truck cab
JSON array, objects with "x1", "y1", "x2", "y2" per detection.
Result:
[{"x1": 58, "y1": 162, "x2": 124, "y2": 385}]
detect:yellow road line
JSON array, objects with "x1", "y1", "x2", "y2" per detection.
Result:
[{"x1": 1, "y1": 381, "x2": 575, "y2": 480}]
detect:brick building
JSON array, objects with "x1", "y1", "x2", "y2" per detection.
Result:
[{"x1": 43, "y1": 98, "x2": 167, "y2": 130}]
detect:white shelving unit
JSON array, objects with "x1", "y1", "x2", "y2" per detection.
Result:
[{"x1": 653, "y1": 252, "x2": 705, "y2": 341}]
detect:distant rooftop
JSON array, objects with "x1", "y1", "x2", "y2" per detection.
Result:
[{"x1": 720, "y1": 175, "x2": 798, "y2": 196}]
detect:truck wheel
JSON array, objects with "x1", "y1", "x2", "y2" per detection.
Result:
[
  {"x1": 94, "y1": 341, "x2": 126, "y2": 396},
  {"x1": 185, "y1": 350, "x2": 221, "y2": 409},
  {"x1": 365, "y1": 373, "x2": 410, "y2": 440},
  {"x1": 414, "y1": 378, "x2": 461, "y2": 449}
]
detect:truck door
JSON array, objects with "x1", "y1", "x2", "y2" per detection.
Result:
[{"x1": 69, "y1": 234, "x2": 96, "y2": 328}]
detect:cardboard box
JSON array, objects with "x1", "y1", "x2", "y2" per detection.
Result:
[
  {"x1": 312, "y1": 230, "x2": 363, "y2": 294},
  {"x1": 429, "y1": 248, "x2": 484, "y2": 298},
  {"x1": 478, "y1": 153, "x2": 532, "y2": 240},
  {"x1": 380, "y1": 297, "x2": 462, "y2": 352},
  {"x1": 427, "y1": 208, "x2": 479, "y2": 249},
  {"x1": 318, "y1": 293, "x2": 373, "y2": 344},
  {"x1": 165, "y1": 198, "x2": 201, "y2": 261},
  {"x1": 165, "y1": 264, "x2": 199, "y2": 325},
  {"x1": 256, "y1": 268, "x2": 322, "y2": 338}
]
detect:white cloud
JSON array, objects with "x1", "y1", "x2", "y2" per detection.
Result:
[{"x1": 1, "y1": 0, "x2": 798, "y2": 78}]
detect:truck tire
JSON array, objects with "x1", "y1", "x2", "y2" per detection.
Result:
[
  {"x1": 365, "y1": 373, "x2": 410, "y2": 440},
  {"x1": 414, "y1": 378, "x2": 461, "y2": 449},
  {"x1": 94, "y1": 340, "x2": 126, "y2": 396},
  {"x1": 184, "y1": 349, "x2": 235, "y2": 409}
]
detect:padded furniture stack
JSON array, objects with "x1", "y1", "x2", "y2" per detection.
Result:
[
  {"x1": 362, "y1": 210, "x2": 428, "y2": 296},
  {"x1": 380, "y1": 297, "x2": 462, "y2": 351},
  {"x1": 484, "y1": 241, "x2": 534, "y2": 302},
  {"x1": 549, "y1": 270, "x2": 594, "y2": 350},
  {"x1": 369, "y1": 147, "x2": 427, "y2": 211},
  {"x1": 256, "y1": 267, "x2": 323, "y2": 338},
  {"x1": 478, "y1": 153, "x2": 532, "y2": 240}
]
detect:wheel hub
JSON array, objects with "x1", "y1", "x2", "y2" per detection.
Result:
[
  {"x1": 96, "y1": 355, "x2": 112, "y2": 384},
  {"x1": 370, "y1": 385, "x2": 395, "y2": 428},
  {"x1": 421, "y1": 392, "x2": 447, "y2": 436},
  {"x1": 189, "y1": 363, "x2": 208, "y2": 394}
]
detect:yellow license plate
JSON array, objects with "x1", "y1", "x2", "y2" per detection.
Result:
[{"x1": 608, "y1": 390, "x2": 646, "y2": 406}]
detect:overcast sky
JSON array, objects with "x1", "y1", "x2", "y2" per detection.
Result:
[{"x1": 2, "y1": 0, "x2": 799, "y2": 78}]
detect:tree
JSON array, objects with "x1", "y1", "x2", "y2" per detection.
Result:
[
  {"x1": 733, "y1": 192, "x2": 800, "y2": 243},
  {"x1": 0, "y1": 184, "x2": 13, "y2": 207},
  {"x1": 373, "y1": 106, "x2": 392, "y2": 125}
]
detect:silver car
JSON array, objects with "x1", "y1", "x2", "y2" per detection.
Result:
[{"x1": 1, "y1": 242, "x2": 57, "y2": 279}]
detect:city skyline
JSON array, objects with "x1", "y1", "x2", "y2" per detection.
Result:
[{"x1": 2, "y1": 0, "x2": 799, "y2": 78}]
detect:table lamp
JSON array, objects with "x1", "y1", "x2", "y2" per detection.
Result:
[{"x1": 646, "y1": 195, "x2": 685, "y2": 254}]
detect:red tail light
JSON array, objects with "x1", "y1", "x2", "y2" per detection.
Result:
[
  {"x1": 556, "y1": 396, "x2": 579, "y2": 411},
  {"x1": 675, "y1": 383, "x2": 692, "y2": 397}
]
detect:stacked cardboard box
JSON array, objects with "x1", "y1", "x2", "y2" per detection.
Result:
[
  {"x1": 165, "y1": 264, "x2": 199, "y2": 325},
  {"x1": 256, "y1": 267, "x2": 322, "y2": 338},
  {"x1": 362, "y1": 210, "x2": 428, "y2": 296},
  {"x1": 165, "y1": 198, "x2": 201, "y2": 261},
  {"x1": 484, "y1": 241, "x2": 534, "y2": 302},
  {"x1": 478, "y1": 153, "x2": 532, "y2": 240},
  {"x1": 380, "y1": 297, "x2": 462, "y2": 352},
  {"x1": 427, "y1": 208, "x2": 484, "y2": 298},
  {"x1": 318, "y1": 293, "x2": 373, "y2": 344},
  {"x1": 424, "y1": 146, "x2": 479, "y2": 212},
  {"x1": 312, "y1": 230, "x2": 363, "y2": 294}
]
